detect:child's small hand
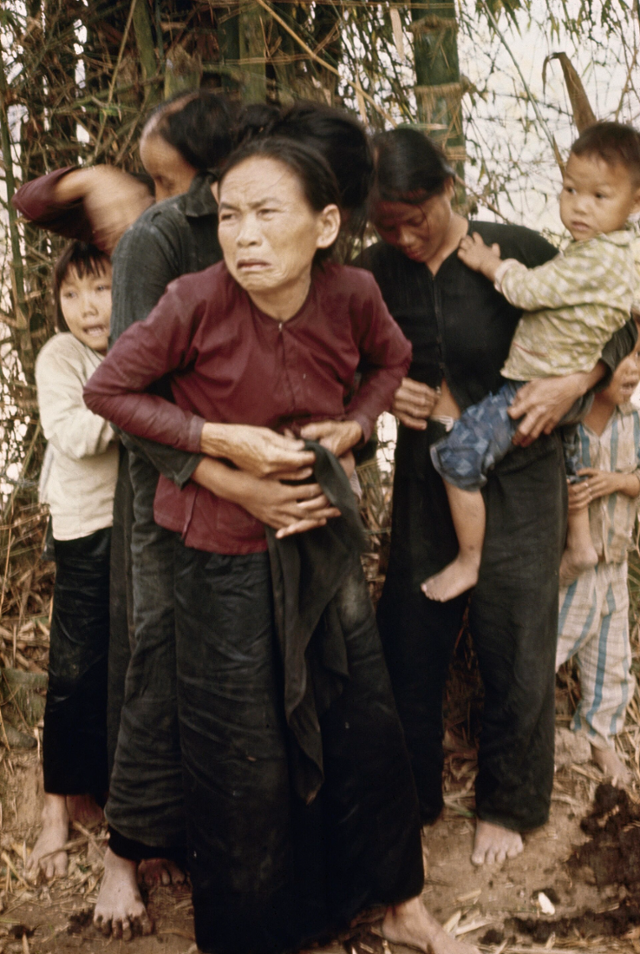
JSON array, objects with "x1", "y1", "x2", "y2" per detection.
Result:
[
  {"x1": 567, "y1": 478, "x2": 592, "y2": 513},
  {"x1": 577, "y1": 467, "x2": 640, "y2": 500},
  {"x1": 458, "y1": 233, "x2": 502, "y2": 281}
]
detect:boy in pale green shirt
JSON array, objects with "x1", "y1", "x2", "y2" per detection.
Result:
[{"x1": 424, "y1": 122, "x2": 640, "y2": 603}]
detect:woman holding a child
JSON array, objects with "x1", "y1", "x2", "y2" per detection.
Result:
[{"x1": 360, "y1": 126, "x2": 637, "y2": 867}]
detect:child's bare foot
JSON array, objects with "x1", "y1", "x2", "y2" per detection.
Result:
[
  {"x1": 559, "y1": 542, "x2": 598, "y2": 586},
  {"x1": 138, "y1": 857, "x2": 186, "y2": 887},
  {"x1": 66, "y1": 794, "x2": 104, "y2": 828},
  {"x1": 471, "y1": 820, "x2": 523, "y2": 866},
  {"x1": 382, "y1": 897, "x2": 480, "y2": 954},
  {"x1": 26, "y1": 793, "x2": 69, "y2": 881},
  {"x1": 591, "y1": 743, "x2": 632, "y2": 786},
  {"x1": 421, "y1": 556, "x2": 479, "y2": 602},
  {"x1": 94, "y1": 847, "x2": 153, "y2": 940}
]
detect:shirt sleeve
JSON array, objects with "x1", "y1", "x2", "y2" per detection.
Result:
[
  {"x1": 84, "y1": 279, "x2": 207, "y2": 454},
  {"x1": 12, "y1": 168, "x2": 94, "y2": 242},
  {"x1": 599, "y1": 320, "x2": 638, "y2": 388},
  {"x1": 109, "y1": 218, "x2": 204, "y2": 488},
  {"x1": 36, "y1": 343, "x2": 115, "y2": 460},
  {"x1": 499, "y1": 240, "x2": 631, "y2": 313},
  {"x1": 344, "y1": 275, "x2": 412, "y2": 441}
]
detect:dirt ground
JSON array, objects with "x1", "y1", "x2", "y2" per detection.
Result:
[{"x1": 1, "y1": 727, "x2": 640, "y2": 954}]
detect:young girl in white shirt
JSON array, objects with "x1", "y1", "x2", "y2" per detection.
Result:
[{"x1": 28, "y1": 241, "x2": 118, "y2": 880}]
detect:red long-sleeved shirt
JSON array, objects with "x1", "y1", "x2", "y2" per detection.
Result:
[
  {"x1": 84, "y1": 260, "x2": 411, "y2": 553},
  {"x1": 12, "y1": 167, "x2": 94, "y2": 241}
]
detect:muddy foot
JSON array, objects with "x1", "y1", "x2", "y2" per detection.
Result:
[
  {"x1": 421, "y1": 558, "x2": 479, "y2": 602},
  {"x1": 26, "y1": 793, "x2": 69, "y2": 881},
  {"x1": 94, "y1": 848, "x2": 153, "y2": 940},
  {"x1": 559, "y1": 545, "x2": 598, "y2": 586},
  {"x1": 471, "y1": 820, "x2": 523, "y2": 866},
  {"x1": 138, "y1": 857, "x2": 186, "y2": 887},
  {"x1": 591, "y1": 744, "x2": 632, "y2": 787},
  {"x1": 382, "y1": 897, "x2": 480, "y2": 954}
]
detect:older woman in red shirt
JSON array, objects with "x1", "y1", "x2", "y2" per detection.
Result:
[{"x1": 85, "y1": 137, "x2": 481, "y2": 954}]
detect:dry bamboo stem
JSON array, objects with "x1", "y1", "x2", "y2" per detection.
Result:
[
  {"x1": 252, "y1": 0, "x2": 397, "y2": 127},
  {"x1": 90, "y1": 0, "x2": 140, "y2": 162}
]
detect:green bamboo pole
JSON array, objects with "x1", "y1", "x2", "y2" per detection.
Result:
[{"x1": 411, "y1": 0, "x2": 466, "y2": 197}]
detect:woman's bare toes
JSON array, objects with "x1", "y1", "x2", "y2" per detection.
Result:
[
  {"x1": 26, "y1": 794, "x2": 69, "y2": 882},
  {"x1": 93, "y1": 848, "x2": 153, "y2": 940},
  {"x1": 471, "y1": 820, "x2": 523, "y2": 866},
  {"x1": 138, "y1": 857, "x2": 186, "y2": 887}
]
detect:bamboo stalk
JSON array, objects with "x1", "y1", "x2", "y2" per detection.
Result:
[{"x1": 252, "y1": 0, "x2": 397, "y2": 126}]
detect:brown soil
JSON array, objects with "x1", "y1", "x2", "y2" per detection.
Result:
[{"x1": 3, "y1": 745, "x2": 640, "y2": 954}]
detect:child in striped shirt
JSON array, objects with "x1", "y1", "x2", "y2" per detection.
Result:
[{"x1": 556, "y1": 338, "x2": 640, "y2": 784}]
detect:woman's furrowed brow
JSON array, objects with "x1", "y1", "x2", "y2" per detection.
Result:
[{"x1": 219, "y1": 196, "x2": 283, "y2": 211}]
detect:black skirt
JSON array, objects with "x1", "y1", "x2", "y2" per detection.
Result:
[
  {"x1": 173, "y1": 541, "x2": 424, "y2": 954},
  {"x1": 43, "y1": 527, "x2": 111, "y2": 798}
]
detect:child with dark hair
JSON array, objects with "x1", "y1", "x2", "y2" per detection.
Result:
[
  {"x1": 425, "y1": 122, "x2": 640, "y2": 602},
  {"x1": 28, "y1": 241, "x2": 118, "y2": 880}
]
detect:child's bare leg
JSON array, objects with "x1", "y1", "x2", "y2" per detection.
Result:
[
  {"x1": 590, "y1": 743, "x2": 631, "y2": 787},
  {"x1": 26, "y1": 792, "x2": 69, "y2": 880},
  {"x1": 422, "y1": 485, "x2": 485, "y2": 602},
  {"x1": 560, "y1": 507, "x2": 597, "y2": 585}
]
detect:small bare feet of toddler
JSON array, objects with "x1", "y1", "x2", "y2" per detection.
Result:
[
  {"x1": 421, "y1": 556, "x2": 479, "y2": 602},
  {"x1": 591, "y1": 743, "x2": 631, "y2": 787}
]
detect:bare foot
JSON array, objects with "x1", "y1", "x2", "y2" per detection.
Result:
[
  {"x1": 421, "y1": 557, "x2": 479, "y2": 602},
  {"x1": 382, "y1": 897, "x2": 480, "y2": 954},
  {"x1": 471, "y1": 819, "x2": 523, "y2": 866},
  {"x1": 138, "y1": 857, "x2": 186, "y2": 887},
  {"x1": 66, "y1": 794, "x2": 104, "y2": 828},
  {"x1": 559, "y1": 544, "x2": 598, "y2": 586},
  {"x1": 94, "y1": 847, "x2": 154, "y2": 940},
  {"x1": 591, "y1": 743, "x2": 632, "y2": 786},
  {"x1": 26, "y1": 793, "x2": 69, "y2": 881}
]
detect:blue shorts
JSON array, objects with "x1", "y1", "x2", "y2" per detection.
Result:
[{"x1": 431, "y1": 380, "x2": 580, "y2": 490}]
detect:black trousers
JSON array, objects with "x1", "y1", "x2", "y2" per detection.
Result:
[
  {"x1": 43, "y1": 528, "x2": 111, "y2": 798},
  {"x1": 106, "y1": 449, "x2": 185, "y2": 851},
  {"x1": 171, "y1": 542, "x2": 422, "y2": 954},
  {"x1": 377, "y1": 422, "x2": 566, "y2": 833}
]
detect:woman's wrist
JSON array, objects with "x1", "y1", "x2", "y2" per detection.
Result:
[{"x1": 200, "y1": 422, "x2": 233, "y2": 458}]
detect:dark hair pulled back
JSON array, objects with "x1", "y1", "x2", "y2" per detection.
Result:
[
  {"x1": 372, "y1": 127, "x2": 455, "y2": 206},
  {"x1": 145, "y1": 89, "x2": 234, "y2": 173},
  {"x1": 218, "y1": 136, "x2": 341, "y2": 264},
  {"x1": 53, "y1": 241, "x2": 111, "y2": 333},
  {"x1": 266, "y1": 102, "x2": 373, "y2": 220}
]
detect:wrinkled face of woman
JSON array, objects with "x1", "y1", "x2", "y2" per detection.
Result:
[
  {"x1": 218, "y1": 156, "x2": 339, "y2": 299},
  {"x1": 372, "y1": 178, "x2": 456, "y2": 264}
]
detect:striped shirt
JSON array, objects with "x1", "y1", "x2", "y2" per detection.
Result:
[
  {"x1": 577, "y1": 403, "x2": 640, "y2": 564},
  {"x1": 499, "y1": 230, "x2": 636, "y2": 380}
]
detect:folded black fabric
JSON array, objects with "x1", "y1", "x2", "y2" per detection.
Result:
[{"x1": 266, "y1": 442, "x2": 367, "y2": 803}]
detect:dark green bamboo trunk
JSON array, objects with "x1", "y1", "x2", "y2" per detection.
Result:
[{"x1": 411, "y1": 0, "x2": 466, "y2": 191}]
